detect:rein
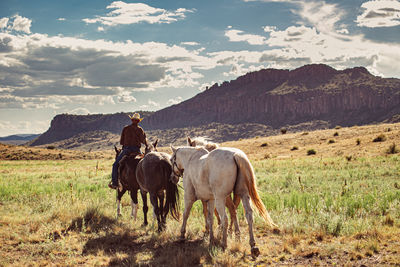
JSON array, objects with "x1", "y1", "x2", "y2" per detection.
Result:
[{"x1": 171, "y1": 152, "x2": 184, "y2": 177}]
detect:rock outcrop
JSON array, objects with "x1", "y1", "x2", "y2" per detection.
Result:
[
  {"x1": 143, "y1": 64, "x2": 400, "y2": 129},
  {"x1": 30, "y1": 64, "x2": 400, "y2": 147}
]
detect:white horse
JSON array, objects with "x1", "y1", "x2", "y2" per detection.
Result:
[
  {"x1": 170, "y1": 145, "x2": 276, "y2": 257},
  {"x1": 187, "y1": 137, "x2": 241, "y2": 237}
]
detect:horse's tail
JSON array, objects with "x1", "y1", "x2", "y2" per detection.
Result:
[
  {"x1": 164, "y1": 164, "x2": 180, "y2": 221},
  {"x1": 234, "y1": 153, "x2": 277, "y2": 228}
]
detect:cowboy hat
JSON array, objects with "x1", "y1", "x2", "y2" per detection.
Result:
[{"x1": 129, "y1": 112, "x2": 143, "y2": 122}]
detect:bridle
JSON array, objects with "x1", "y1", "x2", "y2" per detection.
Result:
[{"x1": 171, "y1": 151, "x2": 184, "y2": 177}]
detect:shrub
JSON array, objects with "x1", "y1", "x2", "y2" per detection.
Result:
[
  {"x1": 301, "y1": 132, "x2": 309, "y2": 136},
  {"x1": 333, "y1": 132, "x2": 339, "y2": 137},
  {"x1": 328, "y1": 139, "x2": 335, "y2": 144},
  {"x1": 307, "y1": 149, "x2": 316, "y2": 155},
  {"x1": 373, "y1": 134, "x2": 386, "y2": 142},
  {"x1": 291, "y1": 146, "x2": 299, "y2": 151},
  {"x1": 356, "y1": 139, "x2": 361, "y2": 145},
  {"x1": 335, "y1": 125, "x2": 342, "y2": 129},
  {"x1": 47, "y1": 145, "x2": 55, "y2": 150},
  {"x1": 386, "y1": 143, "x2": 399, "y2": 154},
  {"x1": 260, "y1": 143, "x2": 268, "y2": 147},
  {"x1": 280, "y1": 128, "x2": 287, "y2": 134}
]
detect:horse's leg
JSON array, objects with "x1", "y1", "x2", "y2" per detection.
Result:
[
  {"x1": 140, "y1": 190, "x2": 149, "y2": 226},
  {"x1": 214, "y1": 208, "x2": 221, "y2": 226},
  {"x1": 226, "y1": 194, "x2": 240, "y2": 239},
  {"x1": 116, "y1": 188, "x2": 126, "y2": 219},
  {"x1": 150, "y1": 193, "x2": 162, "y2": 232},
  {"x1": 207, "y1": 199, "x2": 216, "y2": 247},
  {"x1": 201, "y1": 200, "x2": 209, "y2": 235},
  {"x1": 158, "y1": 191, "x2": 166, "y2": 228},
  {"x1": 241, "y1": 194, "x2": 260, "y2": 258},
  {"x1": 215, "y1": 197, "x2": 228, "y2": 249},
  {"x1": 130, "y1": 189, "x2": 139, "y2": 221},
  {"x1": 180, "y1": 191, "x2": 196, "y2": 240}
]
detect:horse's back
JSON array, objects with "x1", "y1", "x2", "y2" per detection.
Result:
[
  {"x1": 136, "y1": 152, "x2": 172, "y2": 192},
  {"x1": 204, "y1": 148, "x2": 241, "y2": 197}
]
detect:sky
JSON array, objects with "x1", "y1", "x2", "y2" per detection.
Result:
[{"x1": 1, "y1": 0, "x2": 400, "y2": 136}]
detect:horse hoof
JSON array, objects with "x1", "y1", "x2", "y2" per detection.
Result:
[{"x1": 251, "y1": 247, "x2": 260, "y2": 258}]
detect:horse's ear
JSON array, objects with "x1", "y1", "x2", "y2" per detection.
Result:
[
  {"x1": 153, "y1": 139, "x2": 158, "y2": 148},
  {"x1": 170, "y1": 145, "x2": 177, "y2": 154},
  {"x1": 187, "y1": 136, "x2": 194, "y2": 146}
]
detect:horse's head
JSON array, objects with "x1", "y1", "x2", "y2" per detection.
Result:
[
  {"x1": 114, "y1": 145, "x2": 122, "y2": 160},
  {"x1": 145, "y1": 139, "x2": 158, "y2": 155},
  {"x1": 170, "y1": 145, "x2": 184, "y2": 184},
  {"x1": 187, "y1": 136, "x2": 219, "y2": 152}
]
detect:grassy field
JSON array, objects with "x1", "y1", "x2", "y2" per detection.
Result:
[{"x1": 1, "y1": 123, "x2": 399, "y2": 266}]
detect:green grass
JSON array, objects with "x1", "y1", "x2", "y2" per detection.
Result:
[
  {"x1": 1, "y1": 155, "x2": 399, "y2": 265},
  {"x1": 253, "y1": 156, "x2": 400, "y2": 235}
]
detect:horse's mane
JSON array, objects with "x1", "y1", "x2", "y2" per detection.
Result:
[{"x1": 189, "y1": 136, "x2": 219, "y2": 152}]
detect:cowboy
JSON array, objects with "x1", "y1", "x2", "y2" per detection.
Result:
[{"x1": 109, "y1": 112, "x2": 148, "y2": 189}]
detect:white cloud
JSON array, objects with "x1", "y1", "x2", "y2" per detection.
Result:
[
  {"x1": 0, "y1": 18, "x2": 9, "y2": 29},
  {"x1": 356, "y1": 0, "x2": 400, "y2": 28},
  {"x1": 57, "y1": 18, "x2": 66, "y2": 21},
  {"x1": 0, "y1": 21, "x2": 216, "y2": 111},
  {"x1": 117, "y1": 92, "x2": 137, "y2": 103},
  {"x1": 83, "y1": 1, "x2": 194, "y2": 26},
  {"x1": 140, "y1": 99, "x2": 160, "y2": 109},
  {"x1": 263, "y1": 25, "x2": 277, "y2": 32},
  {"x1": 0, "y1": 119, "x2": 49, "y2": 135},
  {"x1": 11, "y1": 15, "x2": 32, "y2": 33},
  {"x1": 181, "y1": 41, "x2": 200, "y2": 46},
  {"x1": 69, "y1": 107, "x2": 91, "y2": 115},
  {"x1": 225, "y1": 28, "x2": 268, "y2": 45},
  {"x1": 167, "y1": 96, "x2": 182, "y2": 105}
]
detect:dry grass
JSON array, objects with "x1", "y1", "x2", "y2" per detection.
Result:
[
  {"x1": 223, "y1": 122, "x2": 400, "y2": 160},
  {"x1": 1, "y1": 122, "x2": 400, "y2": 266}
]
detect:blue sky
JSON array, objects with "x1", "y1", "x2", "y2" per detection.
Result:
[{"x1": 1, "y1": 0, "x2": 400, "y2": 136}]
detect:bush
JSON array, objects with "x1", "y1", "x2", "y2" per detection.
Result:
[
  {"x1": 280, "y1": 128, "x2": 287, "y2": 134},
  {"x1": 373, "y1": 134, "x2": 386, "y2": 142},
  {"x1": 46, "y1": 145, "x2": 56, "y2": 150},
  {"x1": 386, "y1": 143, "x2": 399, "y2": 154},
  {"x1": 333, "y1": 132, "x2": 339, "y2": 137},
  {"x1": 291, "y1": 146, "x2": 299, "y2": 151},
  {"x1": 356, "y1": 139, "x2": 361, "y2": 146},
  {"x1": 335, "y1": 125, "x2": 342, "y2": 129},
  {"x1": 328, "y1": 139, "x2": 335, "y2": 144},
  {"x1": 307, "y1": 149, "x2": 316, "y2": 155},
  {"x1": 260, "y1": 143, "x2": 268, "y2": 147}
]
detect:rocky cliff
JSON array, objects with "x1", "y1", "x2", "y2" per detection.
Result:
[
  {"x1": 30, "y1": 64, "x2": 400, "y2": 147},
  {"x1": 143, "y1": 64, "x2": 400, "y2": 129},
  {"x1": 30, "y1": 112, "x2": 153, "y2": 146}
]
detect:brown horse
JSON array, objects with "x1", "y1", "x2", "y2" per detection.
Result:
[
  {"x1": 187, "y1": 137, "x2": 241, "y2": 237},
  {"x1": 136, "y1": 140, "x2": 180, "y2": 232},
  {"x1": 114, "y1": 146, "x2": 149, "y2": 226}
]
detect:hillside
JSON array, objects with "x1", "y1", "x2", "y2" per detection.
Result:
[
  {"x1": 145, "y1": 64, "x2": 400, "y2": 129},
  {"x1": 3, "y1": 122, "x2": 399, "y2": 160},
  {"x1": 0, "y1": 134, "x2": 40, "y2": 145},
  {"x1": 29, "y1": 111, "x2": 154, "y2": 146},
  {"x1": 28, "y1": 64, "x2": 400, "y2": 148}
]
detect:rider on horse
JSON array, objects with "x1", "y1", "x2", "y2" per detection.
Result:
[{"x1": 109, "y1": 112, "x2": 147, "y2": 189}]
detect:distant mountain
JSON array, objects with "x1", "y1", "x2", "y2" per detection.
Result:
[
  {"x1": 0, "y1": 134, "x2": 41, "y2": 145},
  {"x1": 144, "y1": 64, "x2": 400, "y2": 129},
  {"x1": 29, "y1": 64, "x2": 400, "y2": 148},
  {"x1": 30, "y1": 112, "x2": 153, "y2": 146}
]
